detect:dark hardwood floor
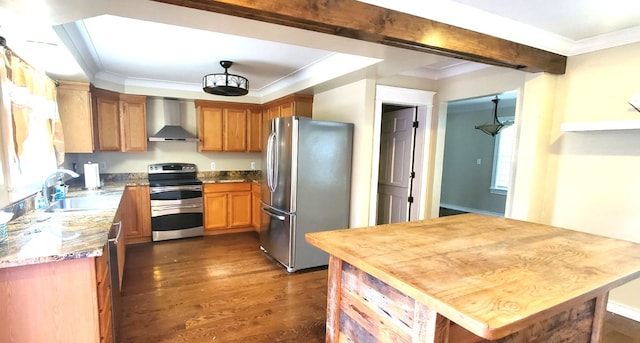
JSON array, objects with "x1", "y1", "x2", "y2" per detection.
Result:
[
  {"x1": 120, "y1": 232, "x2": 640, "y2": 343},
  {"x1": 120, "y1": 232, "x2": 327, "y2": 343}
]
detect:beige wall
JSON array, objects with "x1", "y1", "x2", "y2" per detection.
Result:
[
  {"x1": 312, "y1": 79, "x2": 377, "y2": 228},
  {"x1": 544, "y1": 42, "x2": 640, "y2": 311}
]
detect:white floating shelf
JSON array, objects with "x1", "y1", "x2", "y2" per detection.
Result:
[{"x1": 561, "y1": 119, "x2": 640, "y2": 132}]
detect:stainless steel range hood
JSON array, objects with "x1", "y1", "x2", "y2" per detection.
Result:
[{"x1": 148, "y1": 98, "x2": 199, "y2": 142}]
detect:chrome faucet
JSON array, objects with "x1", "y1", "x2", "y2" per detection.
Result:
[{"x1": 41, "y1": 168, "x2": 80, "y2": 205}]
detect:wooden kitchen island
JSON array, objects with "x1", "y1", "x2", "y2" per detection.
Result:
[{"x1": 305, "y1": 214, "x2": 640, "y2": 342}]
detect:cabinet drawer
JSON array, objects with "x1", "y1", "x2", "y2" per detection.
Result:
[{"x1": 204, "y1": 182, "x2": 251, "y2": 193}]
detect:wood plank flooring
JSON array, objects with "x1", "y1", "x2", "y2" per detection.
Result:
[
  {"x1": 120, "y1": 232, "x2": 327, "y2": 343},
  {"x1": 120, "y1": 232, "x2": 640, "y2": 343}
]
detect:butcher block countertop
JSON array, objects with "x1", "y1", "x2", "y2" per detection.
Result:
[{"x1": 305, "y1": 213, "x2": 640, "y2": 340}]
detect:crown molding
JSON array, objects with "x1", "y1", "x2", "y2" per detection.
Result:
[{"x1": 569, "y1": 26, "x2": 640, "y2": 56}]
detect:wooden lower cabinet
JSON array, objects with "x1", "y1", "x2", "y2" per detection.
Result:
[
  {"x1": 122, "y1": 185, "x2": 152, "y2": 244},
  {"x1": 204, "y1": 182, "x2": 253, "y2": 234},
  {"x1": 0, "y1": 256, "x2": 107, "y2": 342},
  {"x1": 251, "y1": 182, "x2": 261, "y2": 232},
  {"x1": 95, "y1": 245, "x2": 113, "y2": 343}
]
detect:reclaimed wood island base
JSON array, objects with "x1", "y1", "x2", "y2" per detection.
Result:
[{"x1": 306, "y1": 214, "x2": 640, "y2": 343}]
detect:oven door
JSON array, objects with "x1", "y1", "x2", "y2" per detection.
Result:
[{"x1": 150, "y1": 185, "x2": 203, "y2": 241}]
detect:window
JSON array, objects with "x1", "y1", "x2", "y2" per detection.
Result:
[{"x1": 490, "y1": 119, "x2": 514, "y2": 195}]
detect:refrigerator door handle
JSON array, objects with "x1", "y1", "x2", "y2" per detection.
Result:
[
  {"x1": 261, "y1": 207, "x2": 286, "y2": 221},
  {"x1": 266, "y1": 131, "x2": 278, "y2": 193}
]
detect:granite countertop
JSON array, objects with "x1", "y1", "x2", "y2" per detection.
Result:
[
  {"x1": 0, "y1": 183, "x2": 129, "y2": 269},
  {"x1": 0, "y1": 173, "x2": 260, "y2": 270}
]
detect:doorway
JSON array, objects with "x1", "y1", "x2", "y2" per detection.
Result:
[
  {"x1": 369, "y1": 86, "x2": 435, "y2": 226},
  {"x1": 439, "y1": 91, "x2": 517, "y2": 217}
]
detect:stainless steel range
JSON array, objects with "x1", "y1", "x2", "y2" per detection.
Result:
[{"x1": 148, "y1": 163, "x2": 203, "y2": 242}]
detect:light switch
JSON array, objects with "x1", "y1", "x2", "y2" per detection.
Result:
[{"x1": 476, "y1": 158, "x2": 481, "y2": 165}]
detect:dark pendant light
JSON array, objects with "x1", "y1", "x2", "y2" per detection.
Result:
[
  {"x1": 475, "y1": 96, "x2": 507, "y2": 136},
  {"x1": 202, "y1": 60, "x2": 249, "y2": 96}
]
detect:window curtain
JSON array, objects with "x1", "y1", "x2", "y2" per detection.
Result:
[{"x1": 1, "y1": 45, "x2": 63, "y2": 199}]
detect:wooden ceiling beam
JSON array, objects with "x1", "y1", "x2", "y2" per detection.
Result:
[{"x1": 152, "y1": 0, "x2": 567, "y2": 74}]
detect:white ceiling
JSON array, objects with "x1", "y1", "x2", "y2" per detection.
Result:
[{"x1": 1, "y1": 0, "x2": 640, "y2": 101}]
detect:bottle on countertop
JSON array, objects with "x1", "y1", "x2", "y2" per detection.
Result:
[
  {"x1": 55, "y1": 177, "x2": 66, "y2": 200},
  {"x1": 35, "y1": 191, "x2": 46, "y2": 210}
]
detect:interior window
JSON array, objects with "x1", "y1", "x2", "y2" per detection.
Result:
[{"x1": 490, "y1": 119, "x2": 514, "y2": 195}]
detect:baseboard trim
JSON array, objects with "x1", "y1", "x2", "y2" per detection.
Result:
[
  {"x1": 439, "y1": 203, "x2": 504, "y2": 217},
  {"x1": 607, "y1": 301, "x2": 640, "y2": 322}
]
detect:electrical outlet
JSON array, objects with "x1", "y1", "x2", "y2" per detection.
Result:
[
  {"x1": 99, "y1": 162, "x2": 106, "y2": 171},
  {"x1": 210, "y1": 162, "x2": 216, "y2": 170},
  {"x1": 250, "y1": 161, "x2": 256, "y2": 170}
]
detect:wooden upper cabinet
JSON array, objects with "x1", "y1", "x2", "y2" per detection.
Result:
[
  {"x1": 56, "y1": 81, "x2": 94, "y2": 153},
  {"x1": 91, "y1": 87, "x2": 147, "y2": 152},
  {"x1": 93, "y1": 88, "x2": 121, "y2": 151},
  {"x1": 223, "y1": 107, "x2": 248, "y2": 152},
  {"x1": 266, "y1": 105, "x2": 280, "y2": 122},
  {"x1": 120, "y1": 94, "x2": 147, "y2": 152},
  {"x1": 197, "y1": 105, "x2": 223, "y2": 151},
  {"x1": 247, "y1": 108, "x2": 262, "y2": 152},
  {"x1": 264, "y1": 94, "x2": 313, "y2": 119},
  {"x1": 280, "y1": 102, "x2": 294, "y2": 117},
  {"x1": 196, "y1": 100, "x2": 256, "y2": 152}
]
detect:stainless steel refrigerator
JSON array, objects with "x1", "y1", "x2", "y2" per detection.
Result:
[{"x1": 260, "y1": 116, "x2": 353, "y2": 272}]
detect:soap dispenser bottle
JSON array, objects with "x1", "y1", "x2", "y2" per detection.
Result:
[
  {"x1": 35, "y1": 191, "x2": 46, "y2": 210},
  {"x1": 55, "y1": 177, "x2": 66, "y2": 200}
]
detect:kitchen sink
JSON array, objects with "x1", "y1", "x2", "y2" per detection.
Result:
[{"x1": 45, "y1": 195, "x2": 119, "y2": 212}]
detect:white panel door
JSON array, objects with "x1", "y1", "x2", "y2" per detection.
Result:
[{"x1": 377, "y1": 108, "x2": 415, "y2": 224}]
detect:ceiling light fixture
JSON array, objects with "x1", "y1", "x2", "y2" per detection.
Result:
[
  {"x1": 202, "y1": 60, "x2": 249, "y2": 96},
  {"x1": 475, "y1": 96, "x2": 508, "y2": 136}
]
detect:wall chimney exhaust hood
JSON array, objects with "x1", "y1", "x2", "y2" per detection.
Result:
[{"x1": 148, "y1": 98, "x2": 199, "y2": 142}]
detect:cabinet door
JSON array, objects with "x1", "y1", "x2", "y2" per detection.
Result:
[
  {"x1": 267, "y1": 106, "x2": 280, "y2": 122},
  {"x1": 247, "y1": 108, "x2": 262, "y2": 152},
  {"x1": 198, "y1": 106, "x2": 223, "y2": 152},
  {"x1": 120, "y1": 98, "x2": 147, "y2": 152},
  {"x1": 204, "y1": 192, "x2": 228, "y2": 230},
  {"x1": 135, "y1": 185, "x2": 151, "y2": 240},
  {"x1": 121, "y1": 187, "x2": 140, "y2": 239},
  {"x1": 57, "y1": 81, "x2": 94, "y2": 153},
  {"x1": 251, "y1": 183, "x2": 261, "y2": 232},
  {"x1": 280, "y1": 102, "x2": 294, "y2": 117},
  {"x1": 228, "y1": 191, "x2": 252, "y2": 228},
  {"x1": 122, "y1": 185, "x2": 151, "y2": 244},
  {"x1": 223, "y1": 108, "x2": 247, "y2": 151},
  {"x1": 94, "y1": 95, "x2": 121, "y2": 151}
]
